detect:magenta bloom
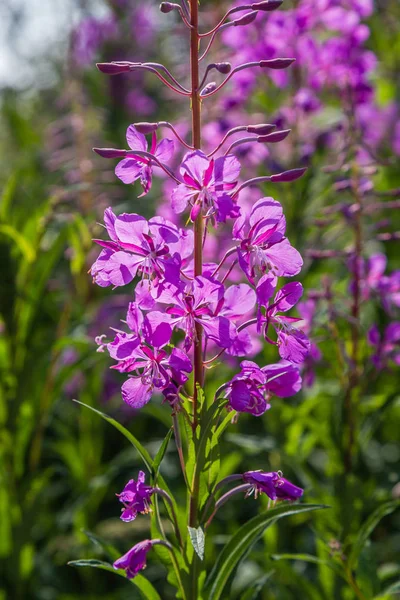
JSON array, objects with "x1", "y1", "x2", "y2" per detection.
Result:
[
  {"x1": 171, "y1": 150, "x2": 241, "y2": 222},
  {"x1": 113, "y1": 540, "x2": 155, "y2": 579},
  {"x1": 368, "y1": 323, "x2": 400, "y2": 370},
  {"x1": 116, "y1": 345, "x2": 192, "y2": 409},
  {"x1": 297, "y1": 299, "x2": 322, "y2": 386},
  {"x1": 243, "y1": 471, "x2": 303, "y2": 501},
  {"x1": 220, "y1": 284, "x2": 257, "y2": 356},
  {"x1": 258, "y1": 276, "x2": 310, "y2": 364},
  {"x1": 226, "y1": 359, "x2": 302, "y2": 416},
  {"x1": 233, "y1": 197, "x2": 303, "y2": 282},
  {"x1": 146, "y1": 276, "x2": 237, "y2": 351},
  {"x1": 263, "y1": 361, "x2": 302, "y2": 397},
  {"x1": 91, "y1": 208, "x2": 192, "y2": 288},
  {"x1": 227, "y1": 360, "x2": 271, "y2": 416},
  {"x1": 378, "y1": 271, "x2": 400, "y2": 314},
  {"x1": 117, "y1": 472, "x2": 154, "y2": 522},
  {"x1": 115, "y1": 125, "x2": 173, "y2": 194}
]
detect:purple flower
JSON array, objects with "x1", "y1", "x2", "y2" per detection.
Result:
[
  {"x1": 220, "y1": 284, "x2": 257, "y2": 356},
  {"x1": 233, "y1": 197, "x2": 303, "y2": 283},
  {"x1": 91, "y1": 208, "x2": 192, "y2": 288},
  {"x1": 368, "y1": 323, "x2": 400, "y2": 370},
  {"x1": 227, "y1": 360, "x2": 270, "y2": 416},
  {"x1": 263, "y1": 361, "x2": 303, "y2": 397},
  {"x1": 378, "y1": 271, "x2": 400, "y2": 314},
  {"x1": 171, "y1": 150, "x2": 241, "y2": 222},
  {"x1": 146, "y1": 276, "x2": 237, "y2": 351},
  {"x1": 226, "y1": 359, "x2": 302, "y2": 416},
  {"x1": 258, "y1": 276, "x2": 310, "y2": 363},
  {"x1": 297, "y1": 299, "x2": 322, "y2": 386},
  {"x1": 243, "y1": 471, "x2": 304, "y2": 501},
  {"x1": 113, "y1": 540, "x2": 155, "y2": 579},
  {"x1": 100, "y1": 125, "x2": 174, "y2": 195},
  {"x1": 72, "y1": 16, "x2": 118, "y2": 68},
  {"x1": 116, "y1": 472, "x2": 154, "y2": 521},
  {"x1": 116, "y1": 345, "x2": 192, "y2": 409}
]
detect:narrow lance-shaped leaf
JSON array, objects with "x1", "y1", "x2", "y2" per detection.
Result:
[
  {"x1": 204, "y1": 504, "x2": 327, "y2": 600},
  {"x1": 349, "y1": 500, "x2": 400, "y2": 570},
  {"x1": 68, "y1": 560, "x2": 161, "y2": 600}
]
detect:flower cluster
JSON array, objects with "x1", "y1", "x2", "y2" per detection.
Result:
[
  {"x1": 87, "y1": 0, "x2": 308, "y2": 584},
  {"x1": 93, "y1": 126, "x2": 310, "y2": 414}
]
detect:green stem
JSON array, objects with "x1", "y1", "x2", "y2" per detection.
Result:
[
  {"x1": 155, "y1": 540, "x2": 188, "y2": 600},
  {"x1": 153, "y1": 488, "x2": 184, "y2": 549}
]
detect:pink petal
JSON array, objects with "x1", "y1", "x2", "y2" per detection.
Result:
[
  {"x1": 155, "y1": 138, "x2": 174, "y2": 163},
  {"x1": 126, "y1": 125, "x2": 148, "y2": 152},
  {"x1": 115, "y1": 158, "x2": 142, "y2": 184}
]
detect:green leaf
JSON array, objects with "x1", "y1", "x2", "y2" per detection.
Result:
[
  {"x1": 81, "y1": 529, "x2": 121, "y2": 561},
  {"x1": 73, "y1": 399, "x2": 153, "y2": 472},
  {"x1": 73, "y1": 400, "x2": 179, "y2": 518},
  {"x1": 188, "y1": 526, "x2": 205, "y2": 561},
  {"x1": 239, "y1": 572, "x2": 274, "y2": 600},
  {"x1": 0, "y1": 173, "x2": 17, "y2": 220},
  {"x1": 68, "y1": 560, "x2": 161, "y2": 599},
  {"x1": 152, "y1": 428, "x2": 173, "y2": 483},
  {"x1": 378, "y1": 580, "x2": 400, "y2": 596},
  {"x1": 271, "y1": 553, "x2": 345, "y2": 580},
  {"x1": 204, "y1": 504, "x2": 327, "y2": 600},
  {"x1": 0, "y1": 224, "x2": 36, "y2": 262},
  {"x1": 349, "y1": 500, "x2": 400, "y2": 570}
]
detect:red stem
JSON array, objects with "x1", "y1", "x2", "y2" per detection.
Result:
[{"x1": 190, "y1": 0, "x2": 203, "y2": 431}]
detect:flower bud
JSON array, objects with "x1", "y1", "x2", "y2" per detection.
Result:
[
  {"x1": 233, "y1": 11, "x2": 258, "y2": 26},
  {"x1": 96, "y1": 62, "x2": 133, "y2": 75},
  {"x1": 200, "y1": 82, "x2": 217, "y2": 96},
  {"x1": 259, "y1": 58, "x2": 295, "y2": 69},
  {"x1": 251, "y1": 0, "x2": 283, "y2": 11},
  {"x1": 270, "y1": 167, "x2": 307, "y2": 182},
  {"x1": 214, "y1": 62, "x2": 232, "y2": 74},
  {"x1": 247, "y1": 124, "x2": 276, "y2": 135},
  {"x1": 134, "y1": 122, "x2": 159, "y2": 134},
  {"x1": 258, "y1": 129, "x2": 291, "y2": 143},
  {"x1": 159, "y1": 2, "x2": 175, "y2": 13},
  {"x1": 93, "y1": 148, "x2": 127, "y2": 158}
]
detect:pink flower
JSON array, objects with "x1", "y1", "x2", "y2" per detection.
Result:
[{"x1": 171, "y1": 150, "x2": 241, "y2": 222}]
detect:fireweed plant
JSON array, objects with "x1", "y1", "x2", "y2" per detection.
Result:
[{"x1": 70, "y1": 1, "x2": 326, "y2": 598}]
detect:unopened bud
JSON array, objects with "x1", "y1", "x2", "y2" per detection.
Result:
[
  {"x1": 247, "y1": 123, "x2": 276, "y2": 135},
  {"x1": 215, "y1": 62, "x2": 232, "y2": 75},
  {"x1": 96, "y1": 62, "x2": 133, "y2": 75},
  {"x1": 260, "y1": 58, "x2": 295, "y2": 69},
  {"x1": 93, "y1": 148, "x2": 127, "y2": 158},
  {"x1": 134, "y1": 122, "x2": 159, "y2": 134},
  {"x1": 160, "y1": 2, "x2": 175, "y2": 13},
  {"x1": 251, "y1": 0, "x2": 283, "y2": 11},
  {"x1": 233, "y1": 11, "x2": 258, "y2": 26},
  {"x1": 270, "y1": 167, "x2": 307, "y2": 182},
  {"x1": 258, "y1": 129, "x2": 291, "y2": 143},
  {"x1": 201, "y1": 82, "x2": 217, "y2": 96}
]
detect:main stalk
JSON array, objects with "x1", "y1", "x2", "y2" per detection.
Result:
[
  {"x1": 188, "y1": 5, "x2": 203, "y2": 597},
  {"x1": 190, "y1": 0, "x2": 203, "y2": 428}
]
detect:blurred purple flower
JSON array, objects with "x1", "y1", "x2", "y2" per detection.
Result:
[{"x1": 368, "y1": 323, "x2": 400, "y2": 370}]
